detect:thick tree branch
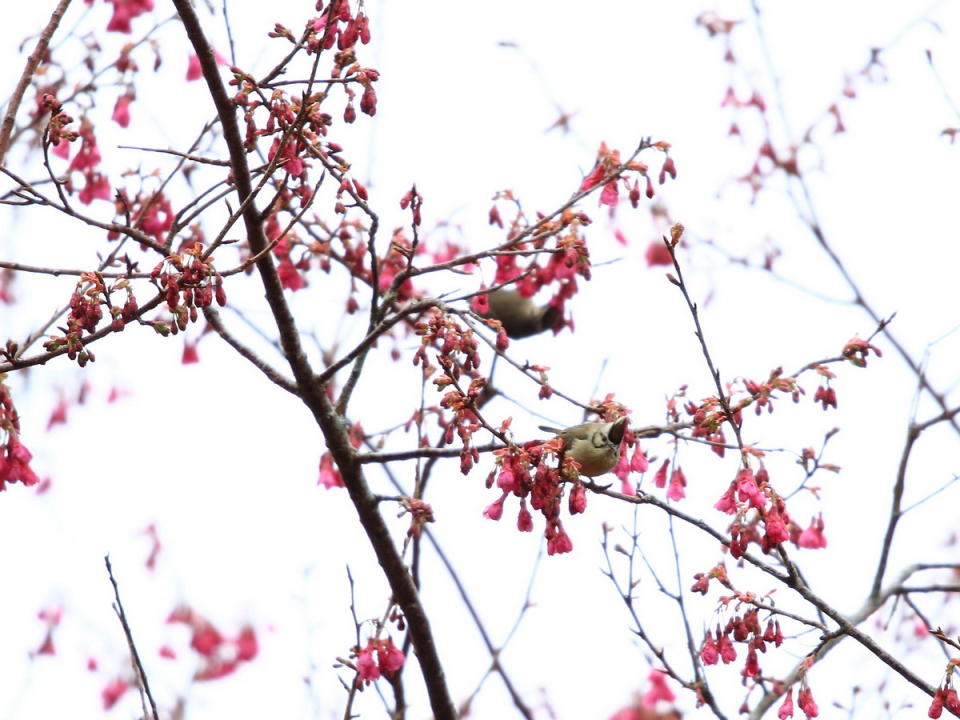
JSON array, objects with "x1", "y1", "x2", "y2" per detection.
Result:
[{"x1": 170, "y1": 3, "x2": 456, "y2": 717}]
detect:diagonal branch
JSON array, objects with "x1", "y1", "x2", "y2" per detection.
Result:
[
  {"x1": 104, "y1": 555, "x2": 159, "y2": 720},
  {"x1": 170, "y1": 4, "x2": 457, "y2": 718},
  {"x1": 202, "y1": 306, "x2": 298, "y2": 394},
  {"x1": 0, "y1": 0, "x2": 73, "y2": 165}
]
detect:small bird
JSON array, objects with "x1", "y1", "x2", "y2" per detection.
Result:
[
  {"x1": 481, "y1": 289, "x2": 559, "y2": 339},
  {"x1": 538, "y1": 417, "x2": 627, "y2": 477}
]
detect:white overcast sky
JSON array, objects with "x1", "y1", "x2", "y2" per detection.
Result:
[{"x1": 2, "y1": 1, "x2": 960, "y2": 719}]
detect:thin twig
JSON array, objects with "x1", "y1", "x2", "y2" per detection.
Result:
[
  {"x1": 104, "y1": 555, "x2": 159, "y2": 720},
  {"x1": 202, "y1": 306, "x2": 299, "y2": 394}
]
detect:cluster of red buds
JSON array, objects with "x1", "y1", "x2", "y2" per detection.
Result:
[
  {"x1": 309, "y1": 0, "x2": 372, "y2": 55},
  {"x1": 68, "y1": 282, "x2": 104, "y2": 334},
  {"x1": 841, "y1": 336, "x2": 882, "y2": 367},
  {"x1": 265, "y1": 1, "x2": 379, "y2": 124},
  {"x1": 437, "y1": 377, "x2": 486, "y2": 475},
  {"x1": 42, "y1": 273, "x2": 109, "y2": 365},
  {"x1": 711, "y1": 466, "x2": 829, "y2": 555},
  {"x1": 741, "y1": 368, "x2": 803, "y2": 416},
  {"x1": 413, "y1": 310, "x2": 481, "y2": 380},
  {"x1": 809, "y1": 363, "x2": 838, "y2": 410},
  {"x1": 683, "y1": 368, "x2": 807, "y2": 459},
  {"x1": 812, "y1": 385, "x2": 837, "y2": 410},
  {"x1": 399, "y1": 496, "x2": 435, "y2": 539},
  {"x1": 414, "y1": 310, "x2": 494, "y2": 473},
  {"x1": 40, "y1": 93, "x2": 78, "y2": 148},
  {"x1": 150, "y1": 244, "x2": 226, "y2": 333},
  {"x1": 341, "y1": 67, "x2": 380, "y2": 122},
  {"x1": 927, "y1": 659, "x2": 960, "y2": 718},
  {"x1": 42, "y1": 272, "x2": 143, "y2": 365},
  {"x1": 686, "y1": 396, "x2": 735, "y2": 458}
]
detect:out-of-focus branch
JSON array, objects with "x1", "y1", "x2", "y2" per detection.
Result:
[
  {"x1": 0, "y1": 167, "x2": 170, "y2": 255},
  {"x1": 117, "y1": 144, "x2": 231, "y2": 166},
  {"x1": 601, "y1": 519, "x2": 729, "y2": 720},
  {"x1": 747, "y1": 3, "x2": 960, "y2": 439},
  {"x1": 318, "y1": 298, "x2": 439, "y2": 386},
  {"x1": 871, "y1": 404, "x2": 960, "y2": 599},
  {"x1": 358, "y1": 443, "x2": 504, "y2": 464},
  {"x1": 427, "y1": 526, "x2": 537, "y2": 720}
]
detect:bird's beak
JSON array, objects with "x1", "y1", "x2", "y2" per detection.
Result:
[{"x1": 608, "y1": 418, "x2": 627, "y2": 445}]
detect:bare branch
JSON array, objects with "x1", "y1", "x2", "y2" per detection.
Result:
[{"x1": 104, "y1": 555, "x2": 159, "y2": 720}]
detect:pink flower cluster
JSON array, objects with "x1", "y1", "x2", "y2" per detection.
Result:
[
  {"x1": 928, "y1": 685, "x2": 960, "y2": 718},
  {"x1": 777, "y1": 684, "x2": 820, "y2": 719},
  {"x1": 66, "y1": 120, "x2": 112, "y2": 205},
  {"x1": 354, "y1": 637, "x2": 405, "y2": 686},
  {"x1": 166, "y1": 605, "x2": 258, "y2": 681},
  {"x1": 699, "y1": 607, "x2": 783, "y2": 677},
  {"x1": 484, "y1": 403, "x2": 636, "y2": 555},
  {"x1": 99, "y1": 0, "x2": 154, "y2": 34},
  {"x1": 578, "y1": 141, "x2": 674, "y2": 209},
  {"x1": 714, "y1": 468, "x2": 827, "y2": 556},
  {"x1": 0, "y1": 383, "x2": 40, "y2": 492},
  {"x1": 0, "y1": 435, "x2": 40, "y2": 491}
]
